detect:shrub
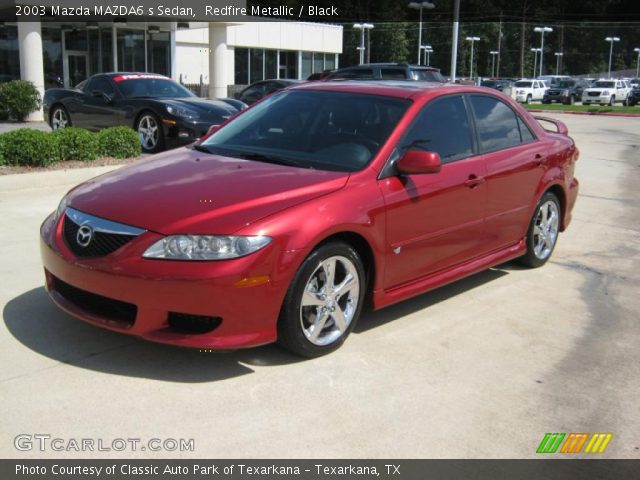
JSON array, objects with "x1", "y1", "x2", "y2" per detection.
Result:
[
  {"x1": 0, "y1": 80, "x2": 42, "y2": 121},
  {"x1": 97, "y1": 126, "x2": 141, "y2": 159},
  {"x1": 0, "y1": 133, "x2": 5, "y2": 166},
  {"x1": 56, "y1": 127, "x2": 98, "y2": 161},
  {"x1": 0, "y1": 128, "x2": 61, "y2": 166}
]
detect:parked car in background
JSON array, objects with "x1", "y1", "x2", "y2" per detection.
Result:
[
  {"x1": 41, "y1": 81, "x2": 579, "y2": 357},
  {"x1": 44, "y1": 73, "x2": 246, "y2": 153},
  {"x1": 480, "y1": 78, "x2": 513, "y2": 92},
  {"x1": 629, "y1": 78, "x2": 640, "y2": 88},
  {"x1": 542, "y1": 78, "x2": 589, "y2": 105},
  {"x1": 581, "y1": 79, "x2": 632, "y2": 106},
  {"x1": 235, "y1": 79, "x2": 301, "y2": 105},
  {"x1": 514, "y1": 79, "x2": 546, "y2": 103},
  {"x1": 626, "y1": 86, "x2": 640, "y2": 106},
  {"x1": 325, "y1": 63, "x2": 446, "y2": 83}
]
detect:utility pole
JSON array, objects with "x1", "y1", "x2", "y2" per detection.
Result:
[
  {"x1": 496, "y1": 11, "x2": 502, "y2": 77},
  {"x1": 450, "y1": 0, "x2": 460, "y2": 81}
]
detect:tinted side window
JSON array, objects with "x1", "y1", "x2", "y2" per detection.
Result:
[
  {"x1": 470, "y1": 95, "x2": 522, "y2": 152},
  {"x1": 402, "y1": 95, "x2": 473, "y2": 163},
  {"x1": 518, "y1": 117, "x2": 535, "y2": 143},
  {"x1": 380, "y1": 68, "x2": 406, "y2": 80},
  {"x1": 88, "y1": 77, "x2": 115, "y2": 95},
  {"x1": 331, "y1": 69, "x2": 374, "y2": 79}
]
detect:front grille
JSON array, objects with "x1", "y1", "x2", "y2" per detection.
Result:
[
  {"x1": 168, "y1": 312, "x2": 222, "y2": 334},
  {"x1": 52, "y1": 276, "x2": 137, "y2": 326},
  {"x1": 588, "y1": 91, "x2": 600, "y2": 96},
  {"x1": 63, "y1": 215, "x2": 136, "y2": 258},
  {"x1": 548, "y1": 90, "x2": 560, "y2": 95}
]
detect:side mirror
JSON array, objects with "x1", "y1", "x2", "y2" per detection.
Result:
[{"x1": 396, "y1": 149, "x2": 442, "y2": 175}]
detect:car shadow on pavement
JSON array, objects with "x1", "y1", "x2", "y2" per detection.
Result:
[
  {"x1": 4, "y1": 265, "x2": 512, "y2": 383},
  {"x1": 3, "y1": 287, "x2": 303, "y2": 383},
  {"x1": 354, "y1": 266, "x2": 509, "y2": 333}
]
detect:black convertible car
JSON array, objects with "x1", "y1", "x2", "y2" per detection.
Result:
[{"x1": 43, "y1": 73, "x2": 246, "y2": 153}]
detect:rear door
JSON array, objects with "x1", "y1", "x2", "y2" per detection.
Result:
[
  {"x1": 468, "y1": 94, "x2": 546, "y2": 251},
  {"x1": 379, "y1": 95, "x2": 489, "y2": 288},
  {"x1": 75, "y1": 76, "x2": 122, "y2": 130}
]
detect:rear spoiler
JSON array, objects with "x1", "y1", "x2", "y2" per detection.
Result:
[{"x1": 534, "y1": 116, "x2": 568, "y2": 135}]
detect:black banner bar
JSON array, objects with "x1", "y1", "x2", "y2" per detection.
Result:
[{"x1": 2, "y1": 460, "x2": 639, "y2": 480}]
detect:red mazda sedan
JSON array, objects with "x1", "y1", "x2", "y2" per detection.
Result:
[{"x1": 40, "y1": 82, "x2": 579, "y2": 357}]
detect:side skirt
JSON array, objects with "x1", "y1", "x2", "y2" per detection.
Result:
[{"x1": 372, "y1": 238, "x2": 526, "y2": 310}]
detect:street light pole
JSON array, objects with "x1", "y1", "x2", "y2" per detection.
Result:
[
  {"x1": 450, "y1": 0, "x2": 460, "y2": 82},
  {"x1": 421, "y1": 45, "x2": 433, "y2": 66},
  {"x1": 353, "y1": 23, "x2": 374, "y2": 65},
  {"x1": 530, "y1": 48, "x2": 541, "y2": 78},
  {"x1": 465, "y1": 36, "x2": 480, "y2": 80},
  {"x1": 409, "y1": 2, "x2": 435, "y2": 65},
  {"x1": 489, "y1": 51, "x2": 499, "y2": 77},
  {"x1": 554, "y1": 52, "x2": 563, "y2": 75},
  {"x1": 534, "y1": 26, "x2": 553, "y2": 77},
  {"x1": 605, "y1": 36, "x2": 620, "y2": 78},
  {"x1": 635, "y1": 48, "x2": 640, "y2": 78}
]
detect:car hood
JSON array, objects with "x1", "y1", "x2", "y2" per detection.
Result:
[
  {"x1": 163, "y1": 97, "x2": 241, "y2": 116},
  {"x1": 65, "y1": 148, "x2": 349, "y2": 235}
]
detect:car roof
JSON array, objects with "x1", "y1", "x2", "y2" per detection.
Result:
[{"x1": 288, "y1": 80, "x2": 495, "y2": 100}]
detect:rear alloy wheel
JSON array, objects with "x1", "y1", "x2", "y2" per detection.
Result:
[
  {"x1": 278, "y1": 242, "x2": 365, "y2": 357},
  {"x1": 136, "y1": 112, "x2": 164, "y2": 153},
  {"x1": 519, "y1": 192, "x2": 561, "y2": 268},
  {"x1": 51, "y1": 106, "x2": 70, "y2": 130}
]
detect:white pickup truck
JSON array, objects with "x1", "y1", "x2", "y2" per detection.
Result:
[{"x1": 582, "y1": 79, "x2": 632, "y2": 106}]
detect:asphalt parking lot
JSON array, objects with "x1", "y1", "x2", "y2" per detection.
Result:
[{"x1": 1, "y1": 113, "x2": 638, "y2": 459}]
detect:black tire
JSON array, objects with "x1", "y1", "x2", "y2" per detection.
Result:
[
  {"x1": 526, "y1": 94, "x2": 532, "y2": 104},
  {"x1": 519, "y1": 192, "x2": 561, "y2": 268},
  {"x1": 135, "y1": 111, "x2": 164, "y2": 153},
  {"x1": 541, "y1": 99, "x2": 550, "y2": 104},
  {"x1": 608, "y1": 95, "x2": 615, "y2": 106},
  {"x1": 277, "y1": 242, "x2": 366, "y2": 358},
  {"x1": 569, "y1": 95, "x2": 575, "y2": 105},
  {"x1": 50, "y1": 105, "x2": 71, "y2": 130}
]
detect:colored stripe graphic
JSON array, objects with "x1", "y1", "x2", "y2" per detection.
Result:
[
  {"x1": 584, "y1": 433, "x2": 613, "y2": 453},
  {"x1": 536, "y1": 433, "x2": 565, "y2": 453},
  {"x1": 560, "y1": 433, "x2": 588, "y2": 453}
]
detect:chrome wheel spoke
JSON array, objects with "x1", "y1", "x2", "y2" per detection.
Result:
[
  {"x1": 533, "y1": 200, "x2": 559, "y2": 260},
  {"x1": 300, "y1": 255, "x2": 360, "y2": 347}
]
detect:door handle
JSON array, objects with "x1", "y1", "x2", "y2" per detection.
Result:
[{"x1": 464, "y1": 174, "x2": 485, "y2": 188}]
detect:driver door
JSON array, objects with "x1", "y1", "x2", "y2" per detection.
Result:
[
  {"x1": 378, "y1": 95, "x2": 489, "y2": 289},
  {"x1": 76, "y1": 76, "x2": 123, "y2": 130}
]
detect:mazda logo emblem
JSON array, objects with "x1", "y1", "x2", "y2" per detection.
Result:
[{"x1": 76, "y1": 225, "x2": 94, "y2": 248}]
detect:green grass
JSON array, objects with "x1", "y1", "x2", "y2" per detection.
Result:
[{"x1": 523, "y1": 103, "x2": 639, "y2": 114}]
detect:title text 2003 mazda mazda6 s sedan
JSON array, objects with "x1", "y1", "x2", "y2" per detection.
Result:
[{"x1": 40, "y1": 81, "x2": 579, "y2": 357}]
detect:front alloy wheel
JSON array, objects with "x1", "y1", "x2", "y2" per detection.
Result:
[
  {"x1": 519, "y1": 192, "x2": 561, "y2": 268},
  {"x1": 278, "y1": 243, "x2": 365, "y2": 357},
  {"x1": 137, "y1": 113, "x2": 163, "y2": 153}
]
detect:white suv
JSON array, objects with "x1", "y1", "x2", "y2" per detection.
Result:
[
  {"x1": 514, "y1": 79, "x2": 546, "y2": 103},
  {"x1": 582, "y1": 79, "x2": 631, "y2": 106}
]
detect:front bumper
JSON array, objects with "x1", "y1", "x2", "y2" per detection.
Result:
[
  {"x1": 582, "y1": 95, "x2": 611, "y2": 104},
  {"x1": 162, "y1": 118, "x2": 220, "y2": 149},
  {"x1": 40, "y1": 213, "x2": 296, "y2": 349}
]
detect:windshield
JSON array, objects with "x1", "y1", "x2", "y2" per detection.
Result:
[
  {"x1": 557, "y1": 81, "x2": 574, "y2": 88},
  {"x1": 593, "y1": 81, "x2": 615, "y2": 88},
  {"x1": 115, "y1": 77, "x2": 195, "y2": 98},
  {"x1": 515, "y1": 81, "x2": 532, "y2": 88},
  {"x1": 201, "y1": 90, "x2": 411, "y2": 172}
]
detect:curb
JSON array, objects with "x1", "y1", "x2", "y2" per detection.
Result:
[{"x1": 526, "y1": 109, "x2": 640, "y2": 118}]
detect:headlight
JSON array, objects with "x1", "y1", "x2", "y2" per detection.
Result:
[
  {"x1": 601, "y1": 90, "x2": 610, "y2": 96},
  {"x1": 53, "y1": 196, "x2": 68, "y2": 222},
  {"x1": 143, "y1": 235, "x2": 272, "y2": 260},
  {"x1": 166, "y1": 105, "x2": 199, "y2": 119},
  {"x1": 561, "y1": 89, "x2": 569, "y2": 96}
]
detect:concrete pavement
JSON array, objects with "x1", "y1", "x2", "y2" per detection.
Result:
[{"x1": 1, "y1": 114, "x2": 638, "y2": 459}]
